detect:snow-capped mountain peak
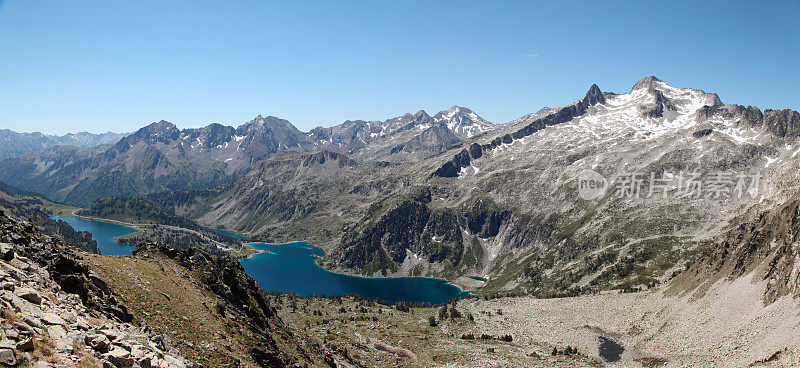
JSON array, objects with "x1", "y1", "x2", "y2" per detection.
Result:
[{"x1": 433, "y1": 106, "x2": 498, "y2": 138}]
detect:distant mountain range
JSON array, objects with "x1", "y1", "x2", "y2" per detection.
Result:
[
  {"x1": 0, "y1": 129, "x2": 127, "y2": 161},
  {"x1": 123, "y1": 76, "x2": 800, "y2": 303},
  {"x1": 0, "y1": 106, "x2": 503, "y2": 206},
  {"x1": 4, "y1": 76, "x2": 800, "y2": 305}
]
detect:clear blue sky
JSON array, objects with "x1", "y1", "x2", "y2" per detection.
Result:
[{"x1": 1, "y1": 0, "x2": 798, "y2": 134}]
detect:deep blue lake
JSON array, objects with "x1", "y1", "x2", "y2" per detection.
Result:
[
  {"x1": 241, "y1": 242, "x2": 468, "y2": 304},
  {"x1": 61, "y1": 218, "x2": 467, "y2": 304},
  {"x1": 55, "y1": 217, "x2": 137, "y2": 256}
]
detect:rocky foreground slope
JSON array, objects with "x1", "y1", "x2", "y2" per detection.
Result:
[
  {"x1": 0, "y1": 210, "x2": 193, "y2": 367},
  {"x1": 0, "y1": 208, "x2": 348, "y2": 367}
]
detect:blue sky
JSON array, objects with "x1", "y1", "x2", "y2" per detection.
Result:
[{"x1": 0, "y1": 0, "x2": 798, "y2": 134}]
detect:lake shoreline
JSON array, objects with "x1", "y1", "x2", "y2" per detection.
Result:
[
  {"x1": 63, "y1": 218, "x2": 470, "y2": 304},
  {"x1": 243, "y1": 241, "x2": 469, "y2": 304},
  {"x1": 247, "y1": 240, "x2": 471, "y2": 295}
]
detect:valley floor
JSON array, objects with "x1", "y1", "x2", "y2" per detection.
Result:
[
  {"x1": 275, "y1": 272, "x2": 800, "y2": 368},
  {"x1": 459, "y1": 272, "x2": 800, "y2": 367}
]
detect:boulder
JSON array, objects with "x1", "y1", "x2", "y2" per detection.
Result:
[
  {"x1": 0, "y1": 347, "x2": 15, "y2": 366},
  {"x1": 11, "y1": 321, "x2": 33, "y2": 334},
  {"x1": 86, "y1": 333, "x2": 111, "y2": 351},
  {"x1": 14, "y1": 287, "x2": 41, "y2": 304},
  {"x1": 16, "y1": 337, "x2": 34, "y2": 352},
  {"x1": 8, "y1": 259, "x2": 30, "y2": 272},
  {"x1": 41, "y1": 312, "x2": 67, "y2": 326},
  {"x1": 21, "y1": 315, "x2": 42, "y2": 329},
  {"x1": 46, "y1": 325, "x2": 67, "y2": 342},
  {"x1": 105, "y1": 346, "x2": 134, "y2": 368},
  {"x1": 162, "y1": 354, "x2": 186, "y2": 368},
  {"x1": 0, "y1": 243, "x2": 13, "y2": 261},
  {"x1": 100, "y1": 329, "x2": 120, "y2": 341}
]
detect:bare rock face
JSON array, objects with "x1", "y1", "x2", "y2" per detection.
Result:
[
  {"x1": 0, "y1": 347, "x2": 16, "y2": 366},
  {"x1": 433, "y1": 83, "x2": 608, "y2": 178},
  {"x1": 0, "y1": 211, "x2": 194, "y2": 367},
  {"x1": 13, "y1": 287, "x2": 41, "y2": 305}
]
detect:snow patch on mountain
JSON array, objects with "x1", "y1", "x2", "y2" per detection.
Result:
[{"x1": 433, "y1": 106, "x2": 499, "y2": 138}]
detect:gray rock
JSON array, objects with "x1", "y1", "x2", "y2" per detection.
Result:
[
  {"x1": 162, "y1": 354, "x2": 186, "y2": 368},
  {"x1": 86, "y1": 333, "x2": 111, "y2": 351},
  {"x1": 0, "y1": 243, "x2": 14, "y2": 261},
  {"x1": 0, "y1": 347, "x2": 15, "y2": 366},
  {"x1": 3, "y1": 329, "x2": 17, "y2": 341},
  {"x1": 8, "y1": 258, "x2": 29, "y2": 272},
  {"x1": 16, "y1": 337, "x2": 33, "y2": 352},
  {"x1": 100, "y1": 328, "x2": 120, "y2": 341},
  {"x1": 41, "y1": 312, "x2": 66, "y2": 326},
  {"x1": 47, "y1": 324, "x2": 67, "y2": 341},
  {"x1": 11, "y1": 321, "x2": 33, "y2": 334},
  {"x1": 105, "y1": 346, "x2": 134, "y2": 368},
  {"x1": 63, "y1": 311, "x2": 77, "y2": 324},
  {"x1": 21, "y1": 315, "x2": 42, "y2": 329},
  {"x1": 14, "y1": 287, "x2": 41, "y2": 304}
]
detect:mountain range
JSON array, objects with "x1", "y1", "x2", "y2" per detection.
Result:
[
  {"x1": 0, "y1": 106, "x2": 501, "y2": 206},
  {"x1": 3, "y1": 76, "x2": 800, "y2": 367},
  {"x1": 3, "y1": 76, "x2": 800, "y2": 302},
  {"x1": 0, "y1": 129, "x2": 127, "y2": 161}
]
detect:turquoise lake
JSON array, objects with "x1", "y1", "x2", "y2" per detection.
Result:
[
  {"x1": 55, "y1": 217, "x2": 137, "y2": 256},
  {"x1": 241, "y1": 242, "x2": 468, "y2": 304},
  {"x1": 62, "y1": 218, "x2": 468, "y2": 304}
]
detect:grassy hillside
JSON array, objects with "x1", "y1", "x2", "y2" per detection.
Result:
[{"x1": 83, "y1": 243, "x2": 337, "y2": 367}]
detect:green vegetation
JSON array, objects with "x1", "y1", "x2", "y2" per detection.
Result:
[{"x1": 77, "y1": 196, "x2": 199, "y2": 229}]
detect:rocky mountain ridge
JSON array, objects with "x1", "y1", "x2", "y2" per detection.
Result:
[
  {"x1": 156, "y1": 76, "x2": 800, "y2": 300},
  {"x1": 5, "y1": 75, "x2": 800, "y2": 302},
  {"x1": 0, "y1": 129, "x2": 126, "y2": 162},
  {"x1": 0, "y1": 107, "x2": 498, "y2": 207}
]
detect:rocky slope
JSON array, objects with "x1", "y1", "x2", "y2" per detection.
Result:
[
  {"x1": 83, "y1": 242, "x2": 342, "y2": 367},
  {"x1": 0, "y1": 182, "x2": 98, "y2": 253},
  {"x1": 0, "y1": 210, "x2": 193, "y2": 367},
  {"x1": 672, "y1": 192, "x2": 800, "y2": 304},
  {"x1": 0, "y1": 205, "x2": 351, "y2": 367},
  {"x1": 321, "y1": 76, "x2": 800, "y2": 297},
  {"x1": 144, "y1": 150, "x2": 410, "y2": 247}
]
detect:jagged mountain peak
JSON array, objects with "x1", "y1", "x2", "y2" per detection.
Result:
[
  {"x1": 582, "y1": 83, "x2": 606, "y2": 106},
  {"x1": 239, "y1": 115, "x2": 300, "y2": 136},
  {"x1": 146, "y1": 120, "x2": 177, "y2": 131},
  {"x1": 414, "y1": 109, "x2": 431, "y2": 119},
  {"x1": 631, "y1": 75, "x2": 665, "y2": 91},
  {"x1": 126, "y1": 120, "x2": 180, "y2": 143},
  {"x1": 433, "y1": 106, "x2": 497, "y2": 138},
  {"x1": 440, "y1": 105, "x2": 476, "y2": 117}
]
